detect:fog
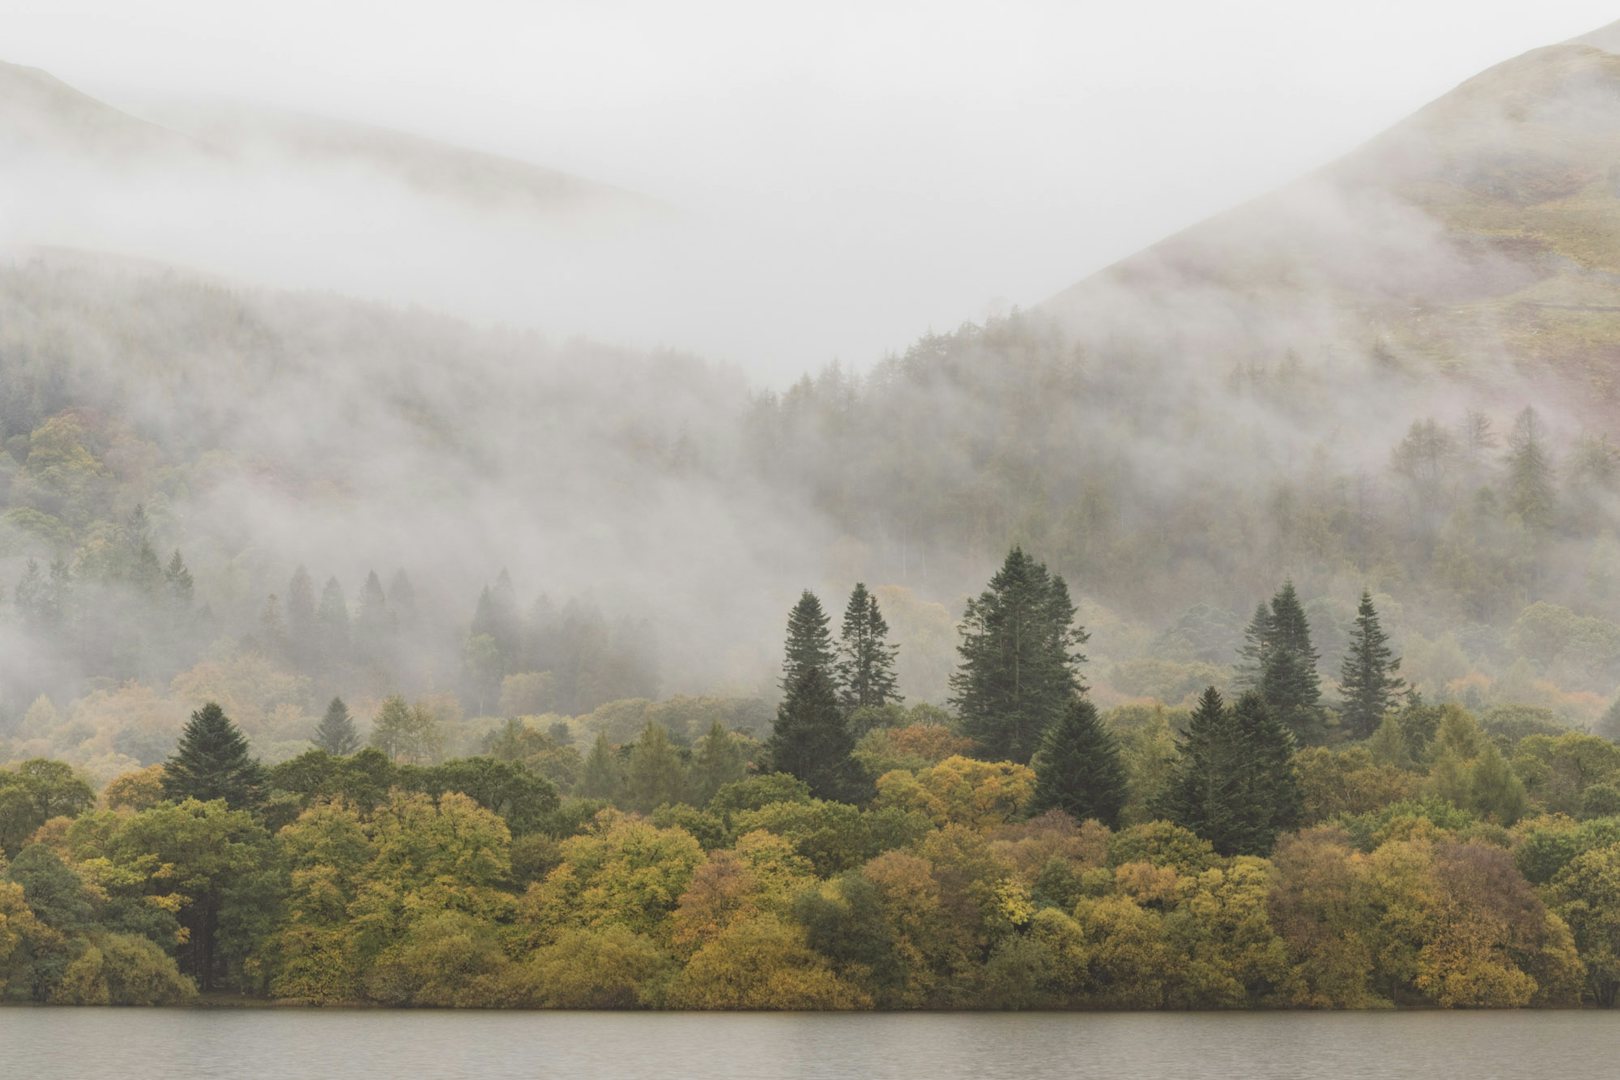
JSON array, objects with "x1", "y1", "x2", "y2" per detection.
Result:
[
  {"x1": 6, "y1": 5, "x2": 1620, "y2": 776},
  {"x1": 4, "y1": 1, "x2": 1618, "y2": 377}
]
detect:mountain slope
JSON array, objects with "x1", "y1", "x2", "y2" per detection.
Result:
[{"x1": 1047, "y1": 33, "x2": 1620, "y2": 414}]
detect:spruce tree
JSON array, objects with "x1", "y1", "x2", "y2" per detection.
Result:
[
  {"x1": 580, "y1": 733, "x2": 622, "y2": 801},
  {"x1": 1339, "y1": 590, "x2": 1405, "y2": 739},
  {"x1": 1031, "y1": 697, "x2": 1128, "y2": 827},
  {"x1": 1256, "y1": 581, "x2": 1324, "y2": 744},
  {"x1": 949, "y1": 547, "x2": 1088, "y2": 763},
  {"x1": 690, "y1": 721, "x2": 748, "y2": 805},
  {"x1": 1160, "y1": 688, "x2": 1299, "y2": 857},
  {"x1": 162, "y1": 702, "x2": 267, "y2": 810},
  {"x1": 1158, "y1": 687, "x2": 1242, "y2": 849},
  {"x1": 313, "y1": 696, "x2": 359, "y2": 756},
  {"x1": 624, "y1": 722, "x2": 688, "y2": 812},
  {"x1": 768, "y1": 666, "x2": 863, "y2": 801},
  {"x1": 1233, "y1": 602, "x2": 1272, "y2": 691},
  {"x1": 835, "y1": 583, "x2": 902, "y2": 711},
  {"x1": 781, "y1": 591, "x2": 837, "y2": 695},
  {"x1": 1228, "y1": 691, "x2": 1302, "y2": 854},
  {"x1": 1506, "y1": 405, "x2": 1556, "y2": 528}
]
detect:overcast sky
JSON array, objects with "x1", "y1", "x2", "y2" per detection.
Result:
[{"x1": 4, "y1": 0, "x2": 1617, "y2": 379}]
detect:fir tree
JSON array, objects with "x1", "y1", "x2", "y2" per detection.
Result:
[
  {"x1": 781, "y1": 591, "x2": 837, "y2": 695},
  {"x1": 354, "y1": 570, "x2": 391, "y2": 664},
  {"x1": 313, "y1": 696, "x2": 359, "y2": 756},
  {"x1": 285, "y1": 567, "x2": 317, "y2": 663},
  {"x1": 316, "y1": 577, "x2": 351, "y2": 659},
  {"x1": 835, "y1": 583, "x2": 902, "y2": 711},
  {"x1": 949, "y1": 547, "x2": 1088, "y2": 763},
  {"x1": 164, "y1": 551, "x2": 194, "y2": 608},
  {"x1": 1257, "y1": 580, "x2": 1324, "y2": 744},
  {"x1": 1506, "y1": 405, "x2": 1556, "y2": 528},
  {"x1": 1158, "y1": 687, "x2": 1242, "y2": 849},
  {"x1": 1233, "y1": 602, "x2": 1272, "y2": 691},
  {"x1": 1160, "y1": 688, "x2": 1299, "y2": 857},
  {"x1": 580, "y1": 733, "x2": 622, "y2": 800},
  {"x1": 624, "y1": 722, "x2": 688, "y2": 812},
  {"x1": 162, "y1": 702, "x2": 267, "y2": 809},
  {"x1": 1339, "y1": 590, "x2": 1405, "y2": 739},
  {"x1": 690, "y1": 721, "x2": 748, "y2": 805},
  {"x1": 1228, "y1": 691, "x2": 1302, "y2": 854},
  {"x1": 1031, "y1": 697, "x2": 1127, "y2": 827},
  {"x1": 768, "y1": 666, "x2": 863, "y2": 801}
]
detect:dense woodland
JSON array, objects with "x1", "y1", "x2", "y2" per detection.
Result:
[{"x1": 6, "y1": 547, "x2": 1620, "y2": 1009}]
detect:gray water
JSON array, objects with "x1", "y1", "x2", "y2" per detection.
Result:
[{"x1": 1, "y1": 1009, "x2": 1615, "y2": 1080}]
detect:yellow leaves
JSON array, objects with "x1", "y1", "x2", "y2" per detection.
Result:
[
  {"x1": 874, "y1": 756, "x2": 1035, "y2": 830},
  {"x1": 667, "y1": 914, "x2": 870, "y2": 1010}
]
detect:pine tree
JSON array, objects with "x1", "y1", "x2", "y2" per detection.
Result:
[
  {"x1": 313, "y1": 696, "x2": 359, "y2": 756},
  {"x1": 1228, "y1": 691, "x2": 1301, "y2": 854},
  {"x1": 285, "y1": 567, "x2": 317, "y2": 664},
  {"x1": 1158, "y1": 687, "x2": 1242, "y2": 848},
  {"x1": 835, "y1": 583, "x2": 902, "y2": 711},
  {"x1": 1031, "y1": 697, "x2": 1127, "y2": 827},
  {"x1": 162, "y1": 702, "x2": 267, "y2": 809},
  {"x1": 580, "y1": 733, "x2": 622, "y2": 800},
  {"x1": 1160, "y1": 688, "x2": 1299, "y2": 857},
  {"x1": 690, "y1": 721, "x2": 748, "y2": 805},
  {"x1": 354, "y1": 570, "x2": 391, "y2": 665},
  {"x1": 768, "y1": 666, "x2": 863, "y2": 801},
  {"x1": 949, "y1": 547, "x2": 1088, "y2": 763},
  {"x1": 316, "y1": 577, "x2": 351, "y2": 660},
  {"x1": 624, "y1": 722, "x2": 688, "y2": 812},
  {"x1": 1233, "y1": 603, "x2": 1272, "y2": 691},
  {"x1": 1256, "y1": 580, "x2": 1324, "y2": 744},
  {"x1": 781, "y1": 591, "x2": 837, "y2": 695},
  {"x1": 164, "y1": 551, "x2": 194, "y2": 608},
  {"x1": 1506, "y1": 405, "x2": 1556, "y2": 528},
  {"x1": 1339, "y1": 590, "x2": 1405, "y2": 739}
]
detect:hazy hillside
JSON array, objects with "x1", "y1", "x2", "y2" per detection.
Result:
[{"x1": 8, "y1": 24, "x2": 1620, "y2": 776}]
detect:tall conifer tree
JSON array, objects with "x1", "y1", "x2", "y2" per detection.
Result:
[
  {"x1": 768, "y1": 667, "x2": 863, "y2": 801},
  {"x1": 1032, "y1": 697, "x2": 1127, "y2": 827},
  {"x1": 1256, "y1": 580, "x2": 1324, "y2": 744},
  {"x1": 1339, "y1": 590, "x2": 1405, "y2": 739},
  {"x1": 836, "y1": 583, "x2": 902, "y2": 711},
  {"x1": 949, "y1": 547, "x2": 1087, "y2": 763},
  {"x1": 781, "y1": 591, "x2": 838, "y2": 695},
  {"x1": 163, "y1": 702, "x2": 267, "y2": 810},
  {"x1": 313, "y1": 696, "x2": 360, "y2": 756}
]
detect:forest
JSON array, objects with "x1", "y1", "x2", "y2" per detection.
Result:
[{"x1": 5, "y1": 546, "x2": 1620, "y2": 1010}]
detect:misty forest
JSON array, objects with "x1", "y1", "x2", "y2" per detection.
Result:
[{"x1": 14, "y1": 19, "x2": 1620, "y2": 1012}]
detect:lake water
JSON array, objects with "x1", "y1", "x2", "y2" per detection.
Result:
[{"x1": 2, "y1": 1009, "x2": 1616, "y2": 1079}]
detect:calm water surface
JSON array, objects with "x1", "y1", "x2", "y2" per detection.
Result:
[{"x1": 2, "y1": 1009, "x2": 1615, "y2": 1080}]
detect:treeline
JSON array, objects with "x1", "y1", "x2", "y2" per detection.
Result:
[{"x1": 6, "y1": 548, "x2": 1620, "y2": 1008}]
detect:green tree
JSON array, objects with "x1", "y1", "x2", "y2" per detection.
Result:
[
  {"x1": 949, "y1": 547, "x2": 1088, "y2": 763},
  {"x1": 313, "y1": 696, "x2": 360, "y2": 756},
  {"x1": 1258, "y1": 581, "x2": 1324, "y2": 744},
  {"x1": 580, "y1": 734, "x2": 623, "y2": 801},
  {"x1": 1160, "y1": 688, "x2": 1298, "y2": 856},
  {"x1": 369, "y1": 696, "x2": 442, "y2": 765},
  {"x1": 1339, "y1": 590, "x2": 1405, "y2": 739},
  {"x1": 1233, "y1": 602, "x2": 1272, "y2": 692},
  {"x1": 1505, "y1": 405, "x2": 1556, "y2": 528},
  {"x1": 768, "y1": 667, "x2": 863, "y2": 802},
  {"x1": 625, "y1": 723, "x2": 688, "y2": 813},
  {"x1": 162, "y1": 703, "x2": 268, "y2": 810},
  {"x1": 689, "y1": 722, "x2": 748, "y2": 806},
  {"x1": 836, "y1": 583, "x2": 901, "y2": 711},
  {"x1": 1031, "y1": 697, "x2": 1127, "y2": 827},
  {"x1": 781, "y1": 591, "x2": 837, "y2": 695}
]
